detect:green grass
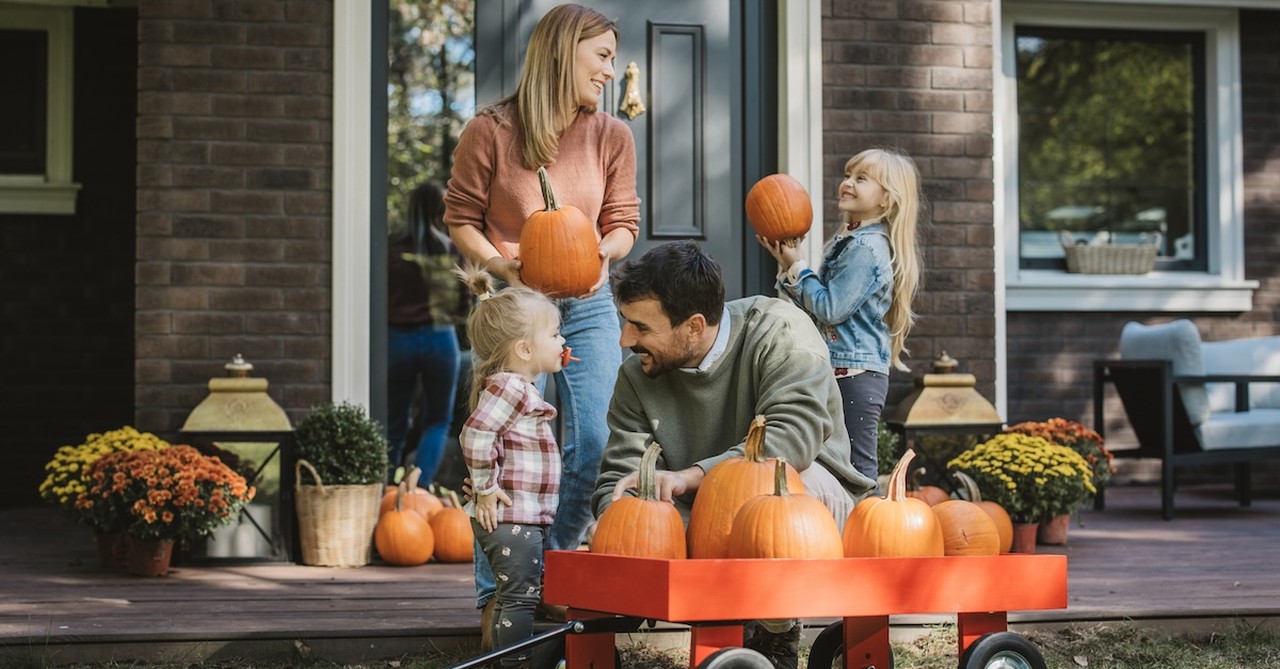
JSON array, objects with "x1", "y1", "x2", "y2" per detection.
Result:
[{"x1": 4, "y1": 622, "x2": 1279, "y2": 669}]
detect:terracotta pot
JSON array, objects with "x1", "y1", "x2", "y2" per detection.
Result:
[
  {"x1": 1037, "y1": 513, "x2": 1071, "y2": 546},
  {"x1": 95, "y1": 531, "x2": 128, "y2": 569},
  {"x1": 1011, "y1": 522, "x2": 1038, "y2": 554},
  {"x1": 126, "y1": 535, "x2": 175, "y2": 577}
]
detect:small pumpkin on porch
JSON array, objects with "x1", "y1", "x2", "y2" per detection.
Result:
[
  {"x1": 591, "y1": 442, "x2": 687, "y2": 559},
  {"x1": 375, "y1": 487, "x2": 435, "y2": 566},
  {"x1": 842, "y1": 449, "x2": 944, "y2": 558},
  {"x1": 906, "y1": 468, "x2": 951, "y2": 506},
  {"x1": 745, "y1": 173, "x2": 813, "y2": 246},
  {"x1": 380, "y1": 466, "x2": 443, "y2": 519},
  {"x1": 726, "y1": 458, "x2": 843, "y2": 559},
  {"x1": 931, "y1": 498, "x2": 1000, "y2": 556},
  {"x1": 518, "y1": 166, "x2": 601, "y2": 298},
  {"x1": 429, "y1": 490, "x2": 474, "y2": 564},
  {"x1": 953, "y1": 470, "x2": 1014, "y2": 553},
  {"x1": 687, "y1": 415, "x2": 806, "y2": 559}
]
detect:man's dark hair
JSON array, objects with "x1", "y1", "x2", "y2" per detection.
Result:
[{"x1": 611, "y1": 240, "x2": 725, "y2": 326}]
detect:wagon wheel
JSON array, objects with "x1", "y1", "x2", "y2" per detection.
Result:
[
  {"x1": 958, "y1": 632, "x2": 1047, "y2": 669},
  {"x1": 807, "y1": 621, "x2": 894, "y2": 669},
  {"x1": 530, "y1": 636, "x2": 623, "y2": 669},
  {"x1": 695, "y1": 647, "x2": 774, "y2": 669}
]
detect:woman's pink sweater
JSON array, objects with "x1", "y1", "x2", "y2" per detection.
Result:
[{"x1": 444, "y1": 107, "x2": 641, "y2": 260}]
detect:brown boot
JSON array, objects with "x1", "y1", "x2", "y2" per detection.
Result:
[{"x1": 479, "y1": 599, "x2": 496, "y2": 651}]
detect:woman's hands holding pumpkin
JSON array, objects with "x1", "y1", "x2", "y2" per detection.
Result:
[
  {"x1": 484, "y1": 256, "x2": 524, "y2": 288},
  {"x1": 579, "y1": 228, "x2": 637, "y2": 297},
  {"x1": 756, "y1": 234, "x2": 802, "y2": 268},
  {"x1": 611, "y1": 465, "x2": 705, "y2": 503}
]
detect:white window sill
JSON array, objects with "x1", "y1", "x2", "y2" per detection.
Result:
[
  {"x1": 0, "y1": 181, "x2": 81, "y2": 215},
  {"x1": 1006, "y1": 270, "x2": 1258, "y2": 312}
]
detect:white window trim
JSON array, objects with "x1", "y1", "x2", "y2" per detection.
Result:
[
  {"x1": 999, "y1": 2, "x2": 1258, "y2": 312},
  {"x1": 0, "y1": 3, "x2": 81, "y2": 215}
]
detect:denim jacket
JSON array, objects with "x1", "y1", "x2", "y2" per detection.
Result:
[{"x1": 777, "y1": 222, "x2": 892, "y2": 374}]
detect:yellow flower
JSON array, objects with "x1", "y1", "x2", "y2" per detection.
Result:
[{"x1": 949, "y1": 432, "x2": 1096, "y2": 523}]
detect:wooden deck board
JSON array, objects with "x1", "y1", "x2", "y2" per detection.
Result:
[{"x1": 2, "y1": 482, "x2": 1277, "y2": 662}]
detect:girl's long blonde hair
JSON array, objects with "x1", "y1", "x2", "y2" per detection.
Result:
[
  {"x1": 842, "y1": 148, "x2": 924, "y2": 372},
  {"x1": 455, "y1": 264, "x2": 559, "y2": 411},
  {"x1": 482, "y1": 4, "x2": 620, "y2": 169}
]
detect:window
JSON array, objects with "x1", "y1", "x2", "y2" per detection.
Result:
[
  {"x1": 1000, "y1": 3, "x2": 1256, "y2": 311},
  {"x1": 0, "y1": 4, "x2": 80, "y2": 215}
]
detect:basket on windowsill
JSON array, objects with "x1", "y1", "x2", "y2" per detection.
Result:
[{"x1": 1059, "y1": 231, "x2": 1161, "y2": 275}]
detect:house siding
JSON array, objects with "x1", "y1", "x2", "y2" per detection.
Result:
[
  {"x1": 823, "y1": 0, "x2": 998, "y2": 407},
  {"x1": 134, "y1": 0, "x2": 335, "y2": 433},
  {"x1": 0, "y1": 8, "x2": 137, "y2": 507},
  {"x1": 1005, "y1": 9, "x2": 1280, "y2": 474}
]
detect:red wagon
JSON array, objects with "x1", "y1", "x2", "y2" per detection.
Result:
[{"x1": 540, "y1": 550, "x2": 1067, "y2": 669}]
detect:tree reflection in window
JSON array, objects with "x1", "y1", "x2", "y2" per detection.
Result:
[{"x1": 1016, "y1": 27, "x2": 1205, "y2": 271}]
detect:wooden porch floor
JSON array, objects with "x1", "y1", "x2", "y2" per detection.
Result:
[{"x1": 2, "y1": 482, "x2": 1277, "y2": 665}]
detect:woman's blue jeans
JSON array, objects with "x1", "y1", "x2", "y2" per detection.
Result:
[
  {"x1": 387, "y1": 323, "x2": 461, "y2": 485},
  {"x1": 472, "y1": 286, "x2": 621, "y2": 607}
]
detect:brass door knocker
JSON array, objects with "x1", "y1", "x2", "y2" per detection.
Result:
[{"x1": 618, "y1": 61, "x2": 646, "y2": 120}]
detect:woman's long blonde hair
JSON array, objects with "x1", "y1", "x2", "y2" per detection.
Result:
[
  {"x1": 482, "y1": 3, "x2": 619, "y2": 169},
  {"x1": 842, "y1": 148, "x2": 924, "y2": 372},
  {"x1": 455, "y1": 264, "x2": 559, "y2": 411}
]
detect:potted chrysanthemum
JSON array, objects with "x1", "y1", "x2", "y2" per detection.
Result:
[
  {"x1": 39, "y1": 426, "x2": 171, "y2": 567},
  {"x1": 77, "y1": 445, "x2": 254, "y2": 576},
  {"x1": 947, "y1": 433, "x2": 1096, "y2": 553},
  {"x1": 1004, "y1": 417, "x2": 1114, "y2": 491}
]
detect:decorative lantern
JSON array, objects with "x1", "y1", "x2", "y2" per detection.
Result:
[
  {"x1": 181, "y1": 354, "x2": 296, "y2": 562},
  {"x1": 885, "y1": 352, "x2": 1004, "y2": 493}
]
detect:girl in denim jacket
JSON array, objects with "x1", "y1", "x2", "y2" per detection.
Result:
[{"x1": 757, "y1": 148, "x2": 923, "y2": 490}]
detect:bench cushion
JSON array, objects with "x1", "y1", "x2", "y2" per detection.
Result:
[
  {"x1": 1201, "y1": 335, "x2": 1280, "y2": 412},
  {"x1": 1120, "y1": 320, "x2": 1210, "y2": 426},
  {"x1": 1197, "y1": 408, "x2": 1280, "y2": 450}
]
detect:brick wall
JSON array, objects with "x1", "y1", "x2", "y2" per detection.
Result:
[
  {"x1": 135, "y1": 1, "x2": 334, "y2": 433},
  {"x1": 1006, "y1": 9, "x2": 1280, "y2": 486},
  {"x1": 0, "y1": 8, "x2": 137, "y2": 507},
  {"x1": 823, "y1": 1, "x2": 997, "y2": 407}
]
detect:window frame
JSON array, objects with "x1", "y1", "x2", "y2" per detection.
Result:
[
  {"x1": 0, "y1": 4, "x2": 80, "y2": 215},
  {"x1": 999, "y1": 2, "x2": 1256, "y2": 312}
]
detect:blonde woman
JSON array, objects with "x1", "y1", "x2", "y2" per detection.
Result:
[
  {"x1": 757, "y1": 148, "x2": 924, "y2": 490},
  {"x1": 443, "y1": 2, "x2": 640, "y2": 638}
]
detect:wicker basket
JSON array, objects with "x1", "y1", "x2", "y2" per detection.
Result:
[
  {"x1": 295, "y1": 459, "x2": 381, "y2": 567},
  {"x1": 1059, "y1": 231, "x2": 1160, "y2": 275}
]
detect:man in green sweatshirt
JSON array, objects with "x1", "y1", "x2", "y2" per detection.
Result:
[{"x1": 592, "y1": 240, "x2": 877, "y2": 669}]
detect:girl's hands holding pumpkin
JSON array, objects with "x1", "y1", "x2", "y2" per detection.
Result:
[
  {"x1": 756, "y1": 234, "x2": 802, "y2": 268},
  {"x1": 474, "y1": 488, "x2": 512, "y2": 532}
]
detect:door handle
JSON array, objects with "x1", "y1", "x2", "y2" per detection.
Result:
[{"x1": 618, "y1": 61, "x2": 646, "y2": 120}]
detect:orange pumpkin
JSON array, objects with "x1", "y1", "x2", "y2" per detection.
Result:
[
  {"x1": 932, "y1": 499, "x2": 1000, "y2": 556},
  {"x1": 726, "y1": 458, "x2": 843, "y2": 559},
  {"x1": 380, "y1": 467, "x2": 443, "y2": 519},
  {"x1": 429, "y1": 491, "x2": 474, "y2": 563},
  {"x1": 687, "y1": 415, "x2": 806, "y2": 559},
  {"x1": 518, "y1": 166, "x2": 602, "y2": 298},
  {"x1": 842, "y1": 449, "x2": 944, "y2": 558},
  {"x1": 907, "y1": 469, "x2": 951, "y2": 507},
  {"x1": 954, "y1": 471, "x2": 1014, "y2": 554},
  {"x1": 375, "y1": 487, "x2": 435, "y2": 566},
  {"x1": 745, "y1": 173, "x2": 813, "y2": 246},
  {"x1": 592, "y1": 443, "x2": 687, "y2": 559}
]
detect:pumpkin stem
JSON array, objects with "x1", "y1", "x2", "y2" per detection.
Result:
[
  {"x1": 394, "y1": 481, "x2": 407, "y2": 513},
  {"x1": 954, "y1": 470, "x2": 982, "y2": 503},
  {"x1": 637, "y1": 442, "x2": 662, "y2": 500},
  {"x1": 772, "y1": 457, "x2": 790, "y2": 497},
  {"x1": 886, "y1": 448, "x2": 917, "y2": 501},
  {"x1": 448, "y1": 489, "x2": 463, "y2": 509},
  {"x1": 744, "y1": 414, "x2": 768, "y2": 463},
  {"x1": 536, "y1": 166, "x2": 559, "y2": 211},
  {"x1": 405, "y1": 465, "x2": 422, "y2": 492}
]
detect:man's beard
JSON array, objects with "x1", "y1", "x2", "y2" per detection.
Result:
[{"x1": 631, "y1": 342, "x2": 697, "y2": 378}]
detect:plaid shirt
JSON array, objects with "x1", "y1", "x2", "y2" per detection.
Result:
[{"x1": 461, "y1": 372, "x2": 560, "y2": 525}]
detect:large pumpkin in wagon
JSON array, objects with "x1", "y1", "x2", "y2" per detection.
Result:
[{"x1": 519, "y1": 166, "x2": 601, "y2": 298}]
